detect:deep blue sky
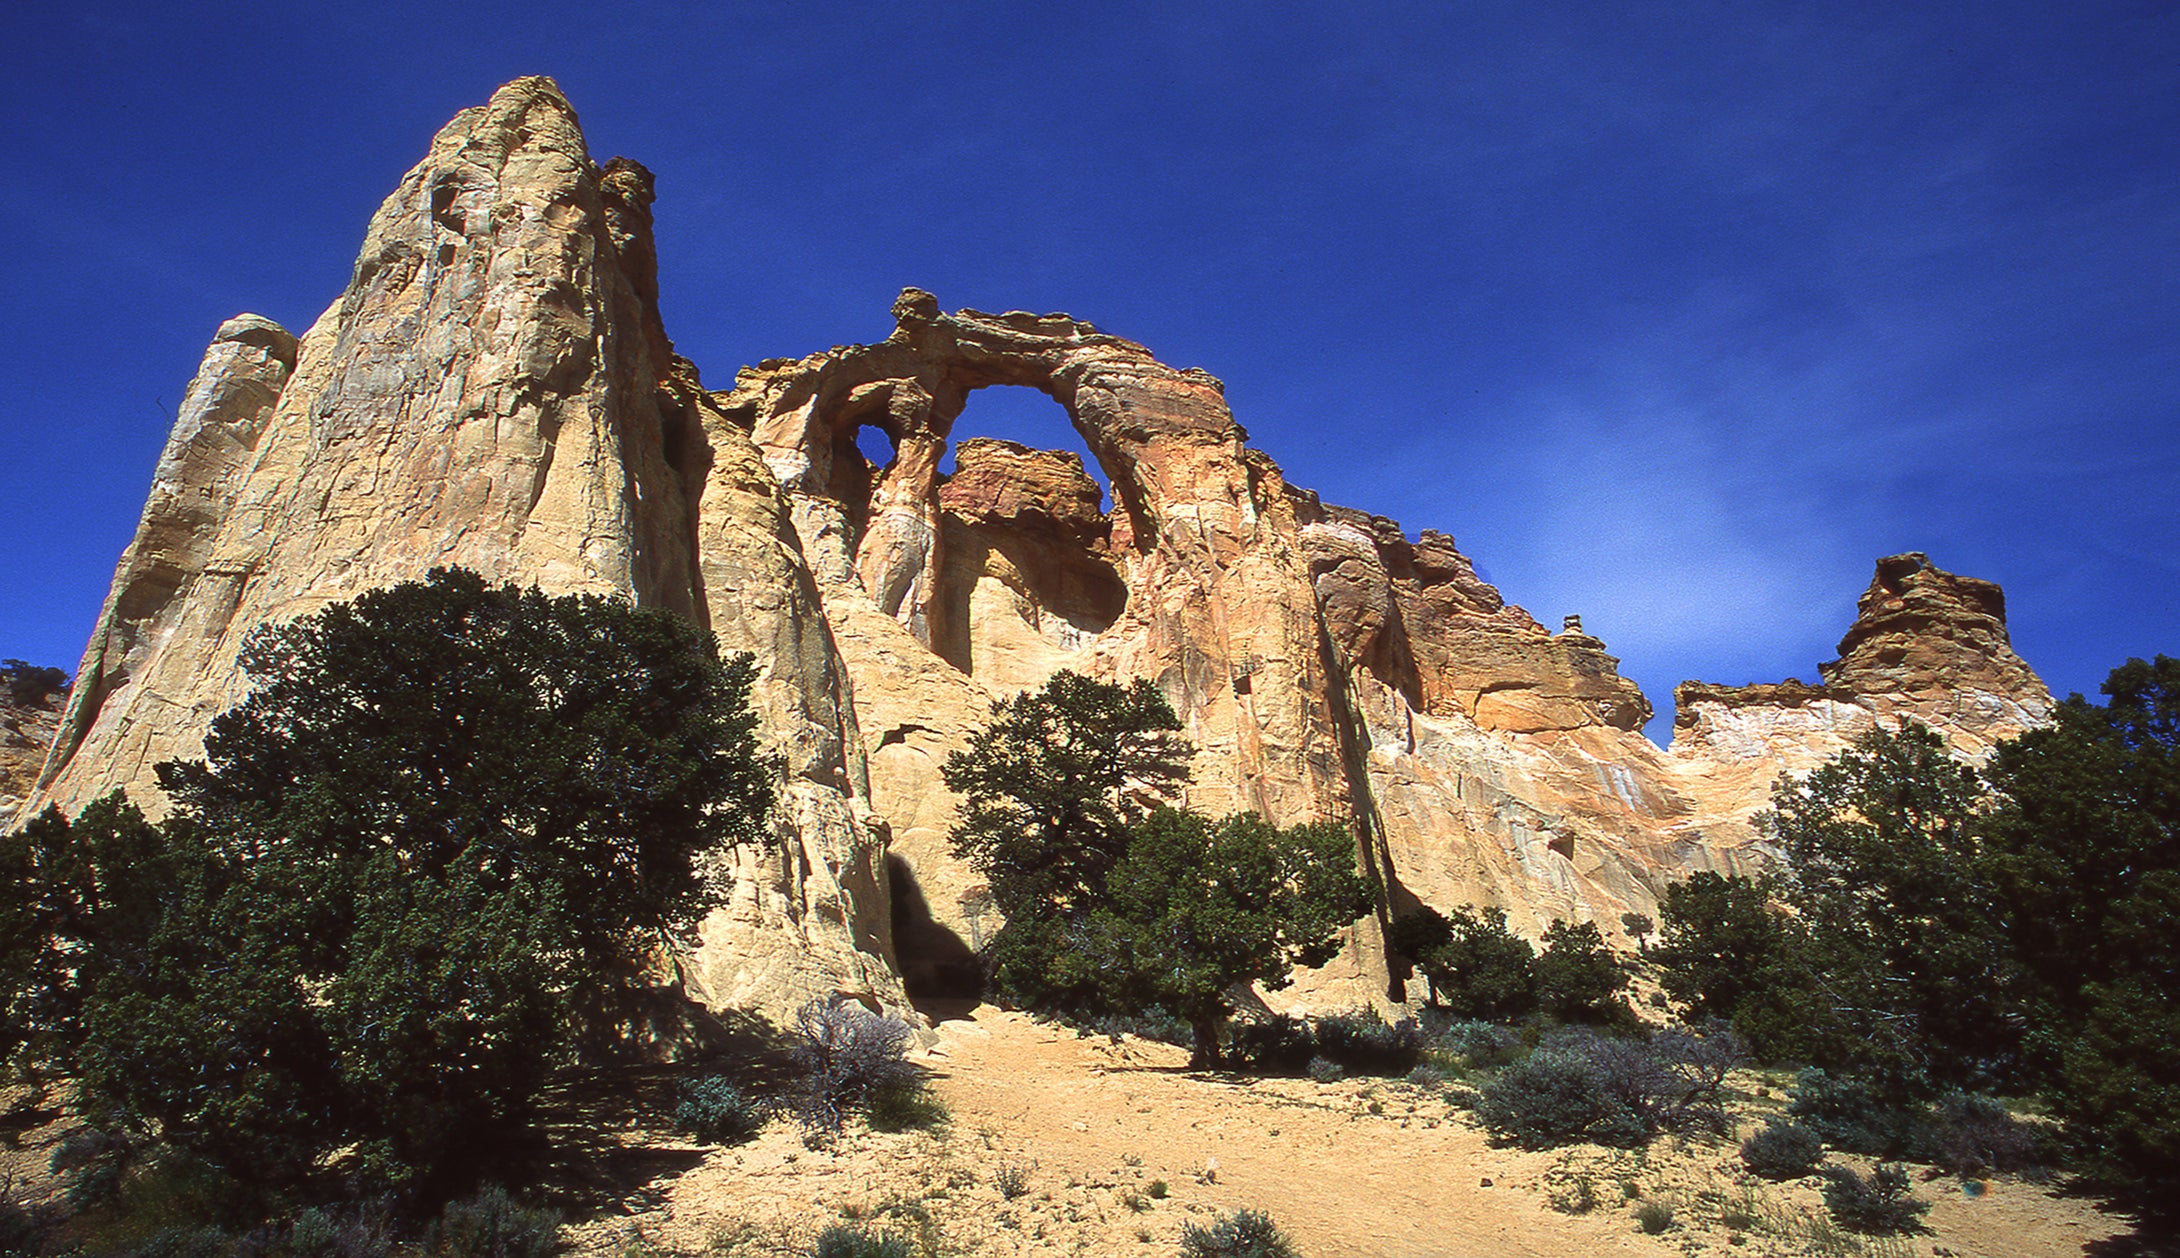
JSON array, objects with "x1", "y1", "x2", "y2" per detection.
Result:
[{"x1": 3, "y1": 2, "x2": 2174, "y2": 743}]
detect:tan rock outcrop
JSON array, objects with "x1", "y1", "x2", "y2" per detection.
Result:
[
  {"x1": 2, "y1": 690, "x2": 61, "y2": 828},
  {"x1": 29, "y1": 78, "x2": 902, "y2": 1022},
  {"x1": 27, "y1": 79, "x2": 2055, "y2": 1023},
  {"x1": 1665, "y1": 552, "x2": 2052, "y2": 831}
]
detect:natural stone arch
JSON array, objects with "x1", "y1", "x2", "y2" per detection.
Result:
[{"x1": 717, "y1": 288, "x2": 1241, "y2": 646}]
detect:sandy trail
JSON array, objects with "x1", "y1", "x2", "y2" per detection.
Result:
[{"x1": 573, "y1": 1006, "x2": 2124, "y2": 1257}]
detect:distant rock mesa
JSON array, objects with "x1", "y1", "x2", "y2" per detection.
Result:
[{"x1": 24, "y1": 79, "x2": 2052, "y2": 1018}]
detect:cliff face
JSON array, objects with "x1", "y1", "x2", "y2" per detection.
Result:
[
  {"x1": 26, "y1": 80, "x2": 2056, "y2": 1018},
  {"x1": 2, "y1": 691, "x2": 62, "y2": 828},
  {"x1": 30, "y1": 79, "x2": 902, "y2": 1019}
]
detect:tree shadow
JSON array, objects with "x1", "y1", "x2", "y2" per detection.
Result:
[{"x1": 510, "y1": 1003, "x2": 805, "y2": 1223}]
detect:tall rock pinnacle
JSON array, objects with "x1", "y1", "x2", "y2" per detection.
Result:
[{"x1": 33, "y1": 78, "x2": 902, "y2": 1018}]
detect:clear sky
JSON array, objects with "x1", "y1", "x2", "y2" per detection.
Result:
[{"x1": 2, "y1": 2, "x2": 2173, "y2": 743}]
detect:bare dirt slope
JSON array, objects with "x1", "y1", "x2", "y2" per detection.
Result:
[{"x1": 568, "y1": 1007, "x2": 2122, "y2": 1257}]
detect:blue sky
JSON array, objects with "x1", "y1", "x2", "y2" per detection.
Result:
[{"x1": 2, "y1": 2, "x2": 2173, "y2": 742}]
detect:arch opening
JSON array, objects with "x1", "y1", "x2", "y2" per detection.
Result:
[
  {"x1": 937, "y1": 385, "x2": 1110, "y2": 511},
  {"x1": 929, "y1": 385, "x2": 1128, "y2": 687},
  {"x1": 853, "y1": 422, "x2": 897, "y2": 475}
]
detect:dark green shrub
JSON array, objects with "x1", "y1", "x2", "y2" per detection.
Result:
[
  {"x1": 1740, "y1": 1119, "x2": 1825, "y2": 1179},
  {"x1": 4, "y1": 572, "x2": 777, "y2": 1203},
  {"x1": 1931, "y1": 1092, "x2": 2043, "y2": 1177},
  {"x1": 1788, "y1": 1070, "x2": 1928, "y2": 1159},
  {"x1": 135, "y1": 1228, "x2": 235, "y2": 1258},
  {"x1": 1313, "y1": 1012, "x2": 1422, "y2": 1076},
  {"x1": 1179, "y1": 1207, "x2": 1300, "y2": 1258},
  {"x1": 0, "y1": 1195, "x2": 36, "y2": 1258},
  {"x1": 1818, "y1": 1163, "x2": 1929, "y2": 1235},
  {"x1": 1634, "y1": 1201, "x2": 1675, "y2": 1234},
  {"x1": 1305, "y1": 1055, "x2": 1342, "y2": 1083},
  {"x1": 1420, "y1": 906, "x2": 1541, "y2": 1022},
  {"x1": 1650, "y1": 871, "x2": 1843, "y2": 1066},
  {"x1": 1071, "y1": 1007, "x2": 1192, "y2": 1047},
  {"x1": 1534, "y1": 920, "x2": 1632, "y2": 1025},
  {"x1": 1228, "y1": 1016, "x2": 1315, "y2": 1074},
  {"x1": 674, "y1": 1076, "x2": 766, "y2": 1144},
  {"x1": 423, "y1": 1186, "x2": 559, "y2": 1258},
  {"x1": 0, "y1": 661, "x2": 67, "y2": 706},
  {"x1": 1227, "y1": 1012, "x2": 1420, "y2": 1078},
  {"x1": 811, "y1": 1225, "x2": 913, "y2": 1258}
]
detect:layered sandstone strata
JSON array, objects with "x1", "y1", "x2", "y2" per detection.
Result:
[{"x1": 28, "y1": 79, "x2": 2054, "y2": 1019}]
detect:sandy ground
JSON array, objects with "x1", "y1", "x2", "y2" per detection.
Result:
[{"x1": 564, "y1": 1006, "x2": 2130, "y2": 1258}]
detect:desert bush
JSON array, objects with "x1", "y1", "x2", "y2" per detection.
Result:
[
  {"x1": 674, "y1": 1076, "x2": 767, "y2": 1144},
  {"x1": 1817, "y1": 1163, "x2": 1929, "y2": 1235},
  {"x1": 423, "y1": 1185, "x2": 559, "y2": 1258},
  {"x1": 1741, "y1": 1119, "x2": 1826, "y2": 1179},
  {"x1": 1640, "y1": 1025, "x2": 1740, "y2": 1135},
  {"x1": 1424, "y1": 1017, "x2": 1521, "y2": 1070},
  {"x1": 1405, "y1": 1064, "x2": 1444, "y2": 1089},
  {"x1": 1475, "y1": 1027, "x2": 1737, "y2": 1148},
  {"x1": 1228, "y1": 1016, "x2": 1315, "y2": 1075},
  {"x1": 991, "y1": 1159, "x2": 1034, "y2": 1200},
  {"x1": 272, "y1": 1198, "x2": 400, "y2": 1257},
  {"x1": 864, "y1": 1083, "x2": 948, "y2": 1133},
  {"x1": 794, "y1": 996, "x2": 918, "y2": 1132},
  {"x1": 1931, "y1": 1092, "x2": 2043, "y2": 1177},
  {"x1": 1475, "y1": 1046, "x2": 1647, "y2": 1148},
  {"x1": 1314, "y1": 1012, "x2": 1422, "y2": 1076},
  {"x1": 1788, "y1": 1070, "x2": 1928, "y2": 1159},
  {"x1": 1179, "y1": 1207, "x2": 1300, "y2": 1258},
  {"x1": 810, "y1": 1224, "x2": 912, "y2": 1258},
  {"x1": 1547, "y1": 1172, "x2": 1599, "y2": 1214},
  {"x1": 1635, "y1": 1201, "x2": 1675, "y2": 1234},
  {"x1": 1304, "y1": 1055, "x2": 1343, "y2": 1083}
]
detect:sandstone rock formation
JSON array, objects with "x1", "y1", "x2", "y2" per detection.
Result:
[
  {"x1": 2, "y1": 689, "x2": 62, "y2": 828},
  {"x1": 1668, "y1": 552, "x2": 2051, "y2": 829},
  {"x1": 29, "y1": 78, "x2": 901, "y2": 1020},
  {"x1": 25, "y1": 79, "x2": 2055, "y2": 1020}
]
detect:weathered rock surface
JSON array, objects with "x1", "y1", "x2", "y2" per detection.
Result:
[
  {"x1": 2, "y1": 691, "x2": 61, "y2": 828},
  {"x1": 25, "y1": 80, "x2": 2056, "y2": 1020},
  {"x1": 28, "y1": 78, "x2": 902, "y2": 1021}
]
